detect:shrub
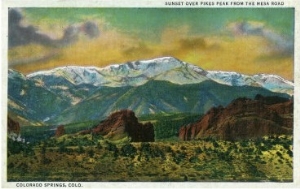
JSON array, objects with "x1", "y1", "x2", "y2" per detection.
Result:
[
  {"x1": 287, "y1": 150, "x2": 293, "y2": 157},
  {"x1": 58, "y1": 143, "x2": 66, "y2": 153},
  {"x1": 151, "y1": 146, "x2": 165, "y2": 159},
  {"x1": 120, "y1": 144, "x2": 137, "y2": 158},
  {"x1": 140, "y1": 142, "x2": 165, "y2": 159},
  {"x1": 105, "y1": 142, "x2": 119, "y2": 158},
  {"x1": 283, "y1": 143, "x2": 290, "y2": 150},
  {"x1": 189, "y1": 156, "x2": 199, "y2": 163},
  {"x1": 181, "y1": 146, "x2": 187, "y2": 150},
  {"x1": 173, "y1": 152, "x2": 186, "y2": 164},
  {"x1": 87, "y1": 149, "x2": 95, "y2": 158},
  {"x1": 276, "y1": 151, "x2": 283, "y2": 159},
  {"x1": 217, "y1": 151, "x2": 232, "y2": 162},
  {"x1": 165, "y1": 146, "x2": 173, "y2": 153},
  {"x1": 77, "y1": 145, "x2": 84, "y2": 154},
  {"x1": 195, "y1": 147, "x2": 203, "y2": 154},
  {"x1": 96, "y1": 142, "x2": 102, "y2": 149},
  {"x1": 213, "y1": 141, "x2": 219, "y2": 148},
  {"x1": 240, "y1": 140, "x2": 248, "y2": 147},
  {"x1": 140, "y1": 142, "x2": 151, "y2": 152},
  {"x1": 7, "y1": 138, "x2": 34, "y2": 155}
]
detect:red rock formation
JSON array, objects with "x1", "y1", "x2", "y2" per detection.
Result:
[
  {"x1": 7, "y1": 116, "x2": 20, "y2": 134},
  {"x1": 55, "y1": 125, "x2": 65, "y2": 137},
  {"x1": 179, "y1": 96, "x2": 293, "y2": 141},
  {"x1": 80, "y1": 110, "x2": 154, "y2": 142}
]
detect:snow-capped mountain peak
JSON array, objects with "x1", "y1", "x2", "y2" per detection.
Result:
[
  {"x1": 206, "y1": 70, "x2": 293, "y2": 95},
  {"x1": 25, "y1": 57, "x2": 208, "y2": 87},
  {"x1": 11, "y1": 56, "x2": 293, "y2": 96},
  {"x1": 206, "y1": 70, "x2": 257, "y2": 86},
  {"x1": 253, "y1": 73, "x2": 294, "y2": 87},
  {"x1": 104, "y1": 57, "x2": 188, "y2": 74}
]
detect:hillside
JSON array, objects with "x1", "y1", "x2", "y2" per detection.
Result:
[
  {"x1": 47, "y1": 80, "x2": 291, "y2": 125},
  {"x1": 7, "y1": 135, "x2": 293, "y2": 182},
  {"x1": 179, "y1": 95, "x2": 293, "y2": 141}
]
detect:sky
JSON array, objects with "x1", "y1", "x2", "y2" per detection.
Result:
[{"x1": 8, "y1": 8, "x2": 294, "y2": 80}]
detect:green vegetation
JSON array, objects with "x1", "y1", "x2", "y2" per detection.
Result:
[
  {"x1": 7, "y1": 134, "x2": 293, "y2": 182},
  {"x1": 20, "y1": 120, "x2": 99, "y2": 143},
  {"x1": 8, "y1": 138, "x2": 34, "y2": 156},
  {"x1": 8, "y1": 113, "x2": 293, "y2": 182},
  {"x1": 20, "y1": 125, "x2": 56, "y2": 143},
  {"x1": 19, "y1": 113, "x2": 197, "y2": 143},
  {"x1": 139, "y1": 113, "x2": 200, "y2": 140}
]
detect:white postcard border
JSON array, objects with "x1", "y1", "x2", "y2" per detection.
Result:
[{"x1": 1, "y1": 0, "x2": 299, "y2": 188}]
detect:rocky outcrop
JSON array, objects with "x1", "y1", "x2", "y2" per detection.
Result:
[
  {"x1": 55, "y1": 125, "x2": 65, "y2": 137},
  {"x1": 179, "y1": 95, "x2": 293, "y2": 141},
  {"x1": 8, "y1": 116, "x2": 20, "y2": 134},
  {"x1": 80, "y1": 110, "x2": 154, "y2": 142}
]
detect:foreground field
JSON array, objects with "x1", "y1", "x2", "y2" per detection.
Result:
[{"x1": 7, "y1": 135, "x2": 292, "y2": 182}]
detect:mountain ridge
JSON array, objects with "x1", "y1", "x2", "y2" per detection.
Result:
[
  {"x1": 8, "y1": 57, "x2": 293, "y2": 125},
  {"x1": 41, "y1": 80, "x2": 290, "y2": 125},
  {"x1": 206, "y1": 70, "x2": 293, "y2": 95},
  {"x1": 25, "y1": 57, "x2": 209, "y2": 88},
  {"x1": 20, "y1": 56, "x2": 293, "y2": 96}
]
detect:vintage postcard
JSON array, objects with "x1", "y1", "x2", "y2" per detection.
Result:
[{"x1": 1, "y1": 0, "x2": 299, "y2": 188}]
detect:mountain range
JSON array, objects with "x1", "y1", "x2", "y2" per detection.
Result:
[{"x1": 8, "y1": 57, "x2": 293, "y2": 126}]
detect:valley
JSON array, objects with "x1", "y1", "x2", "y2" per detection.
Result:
[
  {"x1": 7, "y1": 57, "x2": 294, "y2": 182},
  {"x1": 7, "y1": 97, "x2": 293, "y2": 182}
]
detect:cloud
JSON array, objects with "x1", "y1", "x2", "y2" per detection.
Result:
[
  {"x1": 178, "y1": 37, "x2": 207, "y2": 50},
  {"x1": 9, "y1": 20, "x2": 293, "y2": 81},
  {"x1": 122, "y1": 42, "x2": 153, "y2": 58},
  {"x1": 227, "y1": 21, "x2": 294, "y2": 56},
  {"x1": 8, "y1": 8, "x2": 100, "y2": 49}
]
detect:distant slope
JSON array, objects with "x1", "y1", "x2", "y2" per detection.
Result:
[
  {"x1": 53, "y1": 80, "x2": 290, "y2": 125},
  {"x1": 139, "y1": 112, "x2": 201, "y2": 140},
  {"x1": 8, "y1": 69, "x2": 71, "y2": 125}
]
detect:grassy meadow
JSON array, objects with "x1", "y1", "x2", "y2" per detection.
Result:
[{"x1": 7, "y1": 134, "x2": 293, "y2": 182}]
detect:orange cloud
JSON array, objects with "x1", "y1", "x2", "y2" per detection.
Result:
[{"x1": 10, "y1": 25, "x2": 293, "y2": 81}]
